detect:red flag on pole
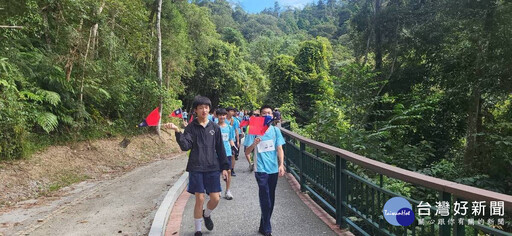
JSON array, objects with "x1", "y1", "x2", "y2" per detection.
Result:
[
  {"x1": 170, "y1": 108, "x2": 183, "y2": 118},
  {"x1": 248, "y1": 116, "x2": 269, "y2": 136},
  {"x1": 188, "y1": 114, "x2": 194, "y2": 123},
  {"x1": 138, "y1": 107, "x2": 161, "y2": 127}
]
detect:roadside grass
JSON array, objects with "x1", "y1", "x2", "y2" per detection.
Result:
[{"x1": 44, "y1": 171, "x2": 90, "y2": 195}]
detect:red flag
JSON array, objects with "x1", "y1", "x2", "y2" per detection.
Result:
[
  {"x1": 239, "y1": 116, "x2": 250, "y2": 128},
  {"x1": 170, "y1": 108, "x2": 183, "y2": 118},
  {"x1": 248, "y1": 116, "x2": 269, "y2": 136},
  {"x1": 188, "y1": 114, "x2": 194, "y2": 123},
  {"x1": 138, "y1": 107, "x2": 160, "y2": 127}
]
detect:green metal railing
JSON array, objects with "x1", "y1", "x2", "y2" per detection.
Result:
[{"x1": 280, "y1": 122, "x2": 512, "y2": 236}]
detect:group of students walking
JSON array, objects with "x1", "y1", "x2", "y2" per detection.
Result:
[{"x1": 164, "y1": 96, "x2": 284, "y2": 236}]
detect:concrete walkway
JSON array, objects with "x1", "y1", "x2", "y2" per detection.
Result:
[
  {"x1": 178, "y1": 140, "x2": 338, "y2": 236},
  {"x1": 3, "y1": 153, "x2": 188, "y2": 236}
]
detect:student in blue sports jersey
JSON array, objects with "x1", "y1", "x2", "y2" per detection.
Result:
[
  {"x1": 164, "y1": 96, "x2": 229, "y2": 236},
  {"x1": 215, "y1": 108, "x2": 236, "y2": 200},
  {"x1": 237, "y1": 109, "x2": 245, "y2": 121},
  {"x1": 244, "y1": 105, "x2": 285, "y2": 236},
  {"x1": 226, "y1": 107, "x2": 241, "y2": 176},
  {"x1": 207, "y1": 108, "x2": 216, "y2": 123}
]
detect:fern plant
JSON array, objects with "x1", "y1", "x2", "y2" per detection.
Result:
[{"x1": 36, "y1": 112, "x2": 59, "y2": 133}]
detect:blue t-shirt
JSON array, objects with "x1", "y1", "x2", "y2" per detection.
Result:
[
  {"x1": 219, "y1": 123, "x2": 235, "y2": 157},
  {"x1": 228, "y1": 117, "x2": 240, "y2": 135},
  {"x1": 244, "y1": 126, "x2": 285, "y2": 174}
]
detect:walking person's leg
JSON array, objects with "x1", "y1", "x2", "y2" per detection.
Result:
[
  {"x1": 194, "y1": 193, "x2": 205, "y2": 232},
  {"x1": 255, "y1": 172, "x2": 272, "y2": 235},
  {"x1": 225, "y1": 170, "x2": 232, "y2": 196},
  {"x1": 267, "y1": 173, "x2": 278, "y2": 219},
  {"x1": 231, "y1": 155, "x2": 237, "y2": 176},
  {"x1": 244, "y1": 145, "x2": 254, "y2": 171},
  {"x1": 205, "y1": 192, "x2": 220, "y2": 214},
  {"x1": 224, "y1": 156, "x2": 233, "y2": 200},
  {"x1": 188, "y1": 172, "x2": 206, "y2": 234},
  {"x1": 202, "y1": 171, "x2": 222, "y2": 231}
]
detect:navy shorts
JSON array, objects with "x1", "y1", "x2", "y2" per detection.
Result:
[
  {"x1": 187, "y1": 171, "x2": 222, "y2": 194},
  {"x1": 226, "y1": 156, "x2": 232, "y2": 167}
]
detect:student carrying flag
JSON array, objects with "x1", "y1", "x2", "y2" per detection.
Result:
[
  {"x1": 244, "y1": 105, "x2": 285, "y2": 236},
  {"x1": 163, "y1": 96, "x2": 229, "y2": 236}
]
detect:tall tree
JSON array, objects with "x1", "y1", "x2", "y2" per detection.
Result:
[{"x1": 156, "y1": 0, "x2": 163, "y2": 135}]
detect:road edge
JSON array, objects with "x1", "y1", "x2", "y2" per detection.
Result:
[{"x1": 149, "y1": 171, "x2": 189, "y2": 236}]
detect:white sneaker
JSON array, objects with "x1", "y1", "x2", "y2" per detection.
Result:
[{"x1": 225, "y1": 190, "x2": 233, "y2": 200}]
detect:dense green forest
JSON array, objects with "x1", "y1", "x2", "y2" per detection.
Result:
[{"x1": 1, "y1": 0, "x2": 511, "y2": 198}]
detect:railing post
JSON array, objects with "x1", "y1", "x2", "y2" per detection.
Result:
[
  {"x1": 440, "y1": 191, "x2": 451, "y2": 236},
  {"x1": 299, "y1": 142, "x2": 306, "y2": 192},
  {"x1": 335, "y1": 155, "x2": 342, "y2": 225},
  {"x1": 453, "y1": 197, "x2": 465, "y2": 236},
  {"x1": 338, "y1": 156, "x2": 347, "y2": 228},
  {"x1": 284, "y1": 135, "x2": 290, "y2": 173}
]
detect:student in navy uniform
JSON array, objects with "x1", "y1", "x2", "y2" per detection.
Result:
[
  {"x1": 244, "y1": 105, "x2": 286, "y2": 236},
  {"x1": 215, "y1": 108, "x2": 236, "y2": 200},
  {"x1": 272, "y1": 108, "x2": 281, "y2": 123},
  {"x1": 164, "y1": 96, "x2": 229, "y2": 236}
]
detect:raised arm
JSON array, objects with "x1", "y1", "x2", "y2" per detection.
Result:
[
  {"x1": 165, "y1": 122, "x2": 193, "y2": 151},
  {"x1": 245, "y1": 136, "x2": 260, "y2": 155}
]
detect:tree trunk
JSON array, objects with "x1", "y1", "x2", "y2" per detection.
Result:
[
  {"x1": 42, "y1": 11, "x2": 52, "y2": 49},
  {"x1": 374, "y1": 0, "x2": 382, "y2": 72},
  {"x1": 65, "y1": 19, "x2": 83, "y2": 82},
  {"x1": 362, "y1": 30, "x2": 371, "y2": 66},
  {"x1": 79, "y1": 0, "x2": 105, "y2": 103},
  {"x1": 463, "y1": 86, "x2": 482, "y2": 167},
  {"x1": 156, "y1": 0, "x2": 163, "y2": 135},
  {"x1": 0, "y1": 25, "x2": 24, "y2": 29},
  {"x1": 463, "y1": 5, "x2": 496, "y2": 168},
  {"x1": 90, "y1": 0, "x2": 105, "y2": 55}
]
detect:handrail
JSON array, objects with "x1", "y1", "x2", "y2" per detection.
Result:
[{"x1": 279, "y1": 127, "x2": 512, "y2": 212}]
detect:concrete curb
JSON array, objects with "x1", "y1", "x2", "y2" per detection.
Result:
[{"x1": 149, "y1": 171, "x2": 189, "y2": 236}]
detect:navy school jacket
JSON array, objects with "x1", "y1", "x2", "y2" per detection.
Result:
[{"x1": 175, "y1": 119, "x2": 230, "y2": 172}]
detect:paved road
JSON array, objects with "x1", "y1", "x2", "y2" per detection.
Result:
[
  {"x1": 179, "y1": 141, "x2": 337, "y2": 236},
  {"x1": 1, "y1": 154, "x2": 188, "y2": 236}
]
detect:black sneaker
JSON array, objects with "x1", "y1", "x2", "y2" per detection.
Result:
[
  {"x1": 259, "y1": 229, "x2": 272, "y2": 236},
  {"x1": 194, "y1": 231, "x2": 202, "y2": 236},
  {"x1": 203, "y1": 210, "x2": 214, "y2": 231},
  {"x1": 231, "y1": 169, "x2": 236, "y2": 176}
]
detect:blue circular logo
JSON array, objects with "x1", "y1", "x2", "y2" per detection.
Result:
[{"x1": 383, "y1": 197, "x2": 415, "y2": 226}]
